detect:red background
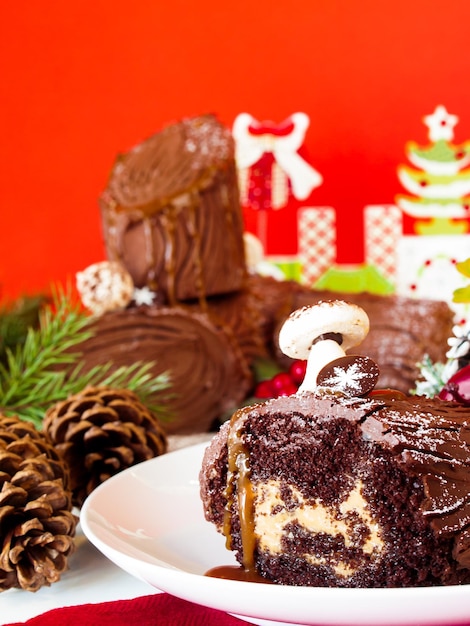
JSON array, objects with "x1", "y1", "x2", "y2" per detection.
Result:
[{"x1": 2, "y1": 0, "x2": 470, "y2": 300}]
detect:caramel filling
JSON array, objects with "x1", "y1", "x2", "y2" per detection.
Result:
[{"x1": 254, "y1": 479, "x2": 384, "y2": 577}]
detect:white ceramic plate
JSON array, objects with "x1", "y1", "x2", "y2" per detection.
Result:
[{"x1": 81, "y1": 442, "x2": 470, "y2": 626}]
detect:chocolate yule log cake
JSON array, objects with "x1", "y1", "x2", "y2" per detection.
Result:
[
  {"x1": 75, "y1": 114, "x2": 454, "y2": 435},
  {"x1": 75, "y1": 264, "x2": 454, "y2": 433},
  {"x1": 99, "y1": 114, "x2": 246, "y2": 304},
  {"x1": 77, "y1": 305, "x2": 253, "y2": 434},
  {"x1": 200, "y1": 301, "x2": 470, "y2": 587}
]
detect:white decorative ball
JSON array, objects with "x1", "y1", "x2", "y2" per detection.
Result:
[{"x1": 76, "y1": 261, "x2": 134, "y2": 315}]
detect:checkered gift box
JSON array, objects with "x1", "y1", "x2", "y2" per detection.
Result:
[
  {"x1": 364, "y1": 205, "x2": 403, "y2": 282},
  {"x1": 298, "y1": 207, "x2": 336, "y2": 284}
]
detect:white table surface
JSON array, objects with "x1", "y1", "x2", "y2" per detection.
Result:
[{"x1": 1, "y1": 524, "x2": 158, "y2": 625}]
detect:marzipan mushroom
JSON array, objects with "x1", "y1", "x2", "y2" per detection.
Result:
[{"x1": 278, "y1": 300, "x2": 379, "y2": 396}]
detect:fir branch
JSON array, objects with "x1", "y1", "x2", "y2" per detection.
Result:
[
  {"x1": 413, "y1": 354, "x2": 447, "y2": 398},
  {"x1": 68, "y1": 360, "x2": 173, "y2": 418},
  {"x1": 0, "y1": 287, "x2": 172, "y2": 429},
  {"x1": 0, "y1": 294, "x2": 47, "y2": 362}
]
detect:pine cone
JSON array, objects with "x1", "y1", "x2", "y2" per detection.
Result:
[
  {"x1": 0, "y1": 415, "x2": 76, "y2": 592},
  {"x1": 43, "y1": 387, "x2": 168, "y2": 507}
]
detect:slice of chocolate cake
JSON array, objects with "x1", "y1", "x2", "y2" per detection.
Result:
[
  {"x1": 200, "y1": 391, "x2": 470, "y2": 587},
  {"x1": 200, "y1": 301, "x2": 470, "y2": 587}
]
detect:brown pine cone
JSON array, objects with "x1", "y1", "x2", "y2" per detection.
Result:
[
  {"x1": 43, "y1": 386, "x2": 168, "y2": 507},
  {"x1": 0, "y1": 415, "x2": 76, "y2": 592}
]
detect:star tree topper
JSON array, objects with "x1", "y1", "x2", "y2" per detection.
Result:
[{"x1": 424, "y1": 105, "x2": 458, "y2": 142}]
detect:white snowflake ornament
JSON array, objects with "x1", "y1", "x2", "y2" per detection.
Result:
[
  {"x1": 133, "y1": 286, "x2": 156, "y2": 306},
  {"x1": 318, "y1": 356, "x2": 380, "y2": 397},
  {"x1": 447, "y1": 321, "x2": 470, "y2": 360}
]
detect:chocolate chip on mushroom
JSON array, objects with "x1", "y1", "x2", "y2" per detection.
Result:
[{"x1": 278, "y1": 300, "x2": 380, "y2": 397}]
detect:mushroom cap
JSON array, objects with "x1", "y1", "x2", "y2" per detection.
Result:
[{"x1": 278, "y1": 300, "x2": 370, "y2": 360}]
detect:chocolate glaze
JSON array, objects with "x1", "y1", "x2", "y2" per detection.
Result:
[
  {"x1": 99, "y1": 114, "x2": 246, "y2": 303},
  {"x1": 361, "y1": 396, "x2": 470, "y2": 547},
  {"x1": 186, "y1": 286, "x2": 269, "y2": 366},
  {"x1": 200, "y1": 391, "x2": 470, "y2": 586},
  {"x1": 77, "y1": 306, "x2": 252, "y2": 434}
]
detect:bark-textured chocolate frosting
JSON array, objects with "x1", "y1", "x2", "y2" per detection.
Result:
[
  {"x1": 99, "y1": 114, "x2": 246, "y2": 303},
  {"x1": 78, "y1": 306, "x2": 252, "y2": 434},
  {"x1": 360, "y1": 394, "x2": 470, "y2": 568},
  {"x1": 200, "y1": 391, "x2": 470, "y2": 587}
]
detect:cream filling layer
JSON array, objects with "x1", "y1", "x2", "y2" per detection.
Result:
[{"x1": 253, "y1": 479, "x2": 384, "y2": 578}]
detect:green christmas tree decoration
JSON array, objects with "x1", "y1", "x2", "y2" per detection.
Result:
[{"x1": 396, "y1": 105, "x2": 470, "y2": 235}]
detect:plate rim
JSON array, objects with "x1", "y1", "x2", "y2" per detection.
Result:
[{"x1": 80, "y1": 442, "x2": 470, "y2": 626}]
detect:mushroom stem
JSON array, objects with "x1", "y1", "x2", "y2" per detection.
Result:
[{"x1": 298, "y1": 339, "x2": 346, "y2": 392}]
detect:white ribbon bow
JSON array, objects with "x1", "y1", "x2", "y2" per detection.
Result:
[{"x1": 232, "y1": 112, "x2": 323, "y2": 200}]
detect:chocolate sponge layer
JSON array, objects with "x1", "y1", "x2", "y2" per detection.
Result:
[{"x1": 200, "y1": 391, "x2": 470, "y2": 587}]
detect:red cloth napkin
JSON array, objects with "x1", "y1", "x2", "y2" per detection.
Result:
[
  {"x1": 9, "y1": 592, "x2": 470, "y2": 626},
  {"x1": 6, "y1": 593, "x2": 254, "y2": 626}
]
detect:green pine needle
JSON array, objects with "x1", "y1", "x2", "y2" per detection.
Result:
[
  {"x1": 413, "y1": 354, "x2": 447, "y2": 398},
  {"x1": 0, "y1": 286, "x2": 172, "y2": 428},
  {"x1": 0, "y1": 294, "x2": 47, "y2": 361}
]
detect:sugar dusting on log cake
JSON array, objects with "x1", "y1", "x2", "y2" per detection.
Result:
[
  {"x1": 99, "y1": 114, "x2": 246, "y2": 305},
  {"x1": 199, "y1": 300, "x2": 470, "y2": 587}
]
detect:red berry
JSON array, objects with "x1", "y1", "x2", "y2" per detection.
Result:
[
  {"x1": 288, "y1": 360, "x2": 307, "y2": 386},
  {"x1": 439, "y1": 364, "x2": 470, "y2": 405},
  {"x1": 270, "y1": 372, "x2": 293, "y2": 395},
  {"x1": 254, "y1": 380, "x2": 274, "y2": 399},
  {"x1": 277, "y1": 382, "x2": 298, "y2": 397}
]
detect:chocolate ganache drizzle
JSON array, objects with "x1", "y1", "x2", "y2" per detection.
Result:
[{"x1": 99, "y1": 114, "x2": 246, "y2": 305}]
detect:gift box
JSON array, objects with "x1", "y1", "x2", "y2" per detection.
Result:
[{"x1": 236, "y1": 107, "x2": 470, "y2": 320}]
